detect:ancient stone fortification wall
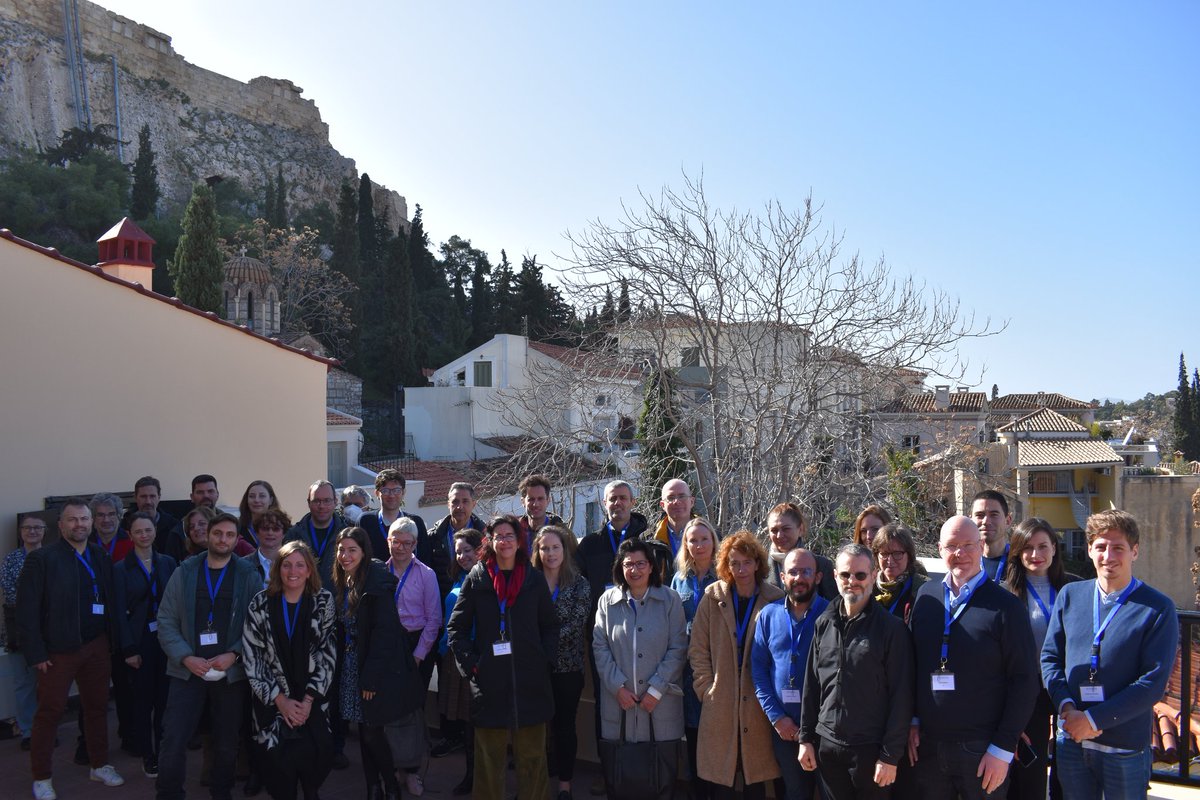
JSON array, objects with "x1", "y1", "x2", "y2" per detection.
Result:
[{"x1": 0, "y1": 0, "x2": 325, "y2": 136}]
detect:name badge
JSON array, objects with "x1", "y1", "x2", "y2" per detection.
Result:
[
  {"x1": 148, "y1": 620, "x2": 158, "y2": 632},
  {"x1": 781, "y1": 688, "x2": 802, "y2": 704},
  {"x1": 91, "y1": 603, "x2": 105, "y2": 615},
  {"x1": 492, "y1": 641, "x2": 512, "y2": 656},
  {"x1": 1080, "y1": 684, "x2": 1105, "y2": 702},
  {"x1": 200, "y1": 631, "x2": 219, "y2": 647},
  {"x1": 931, "y1": 671, "x2": 956, "y2": 691}
]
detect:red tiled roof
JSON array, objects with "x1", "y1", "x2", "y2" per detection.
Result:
[
  {"x1": 326, "y1": 408, "x2": 362, "y2": 426},
  {"x1": 97, "y1": 216, "x2": 155, "y2": 244},
  {"x1": 996, "y1": 407, "x2": 1089, "y2": 434},
  {"x1": 876, "y1": 392, "x2": 987, "y2": 414},
  {"x1": 992, "y1": 393, "x2": 1095, "y2": 410},
  {"x1": 1, "y1": 229, "x2": 337, "y2": 369},
  {"x1": 1016, "y1": 439, "x2": 1122, "y2": 468}
]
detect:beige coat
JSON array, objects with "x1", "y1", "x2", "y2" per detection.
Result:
[{"x1": 689, "y1": 579, "x2": 785, "y2": 787}]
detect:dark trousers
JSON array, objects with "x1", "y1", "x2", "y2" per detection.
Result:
[
  {"x1": 157, "y1": 675, "x2": 245, "y2": 800},
  {"x1": 127, "y1": 635, "x2": 170, "y2": 758},
  {"x1": 359, "y1": 723, "x2": 399, "y2": 793},
  {"x1": 262, "y1": 710, "x2": 332, "y2": 800},
  {"x1": 816, "y1": 739, "x2": 890, "y2": 800},
  {"x1": 112, "y1": 649, "x2": 135, "y2": 746},
  {"x1": 687, "y1": 725, "x2": 716, "y2": 799},
  {"x1": 917, "y1": 739, "x2": 1010, "y2": 800},
  {"x1": 771, "y1": 735, "x2": 816, "y2": 800},
  {"x1": 713, "y1": 781, "x2": 767, "y2": 799},
  {"x1": 1008, "y1": 691, "x2": 1052, "y2": 800},
  {"x1": 548, "y1": 670, "x2": 585, "y2": 781},
  {"x1": 30, "y1": 633, "x2": 111, "y2": 780}
]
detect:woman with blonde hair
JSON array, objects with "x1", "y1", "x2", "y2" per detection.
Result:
[
  {"x1": 690, "y1": 530, "x2": 784, "y2": 799},
  {"x1": 242, "y1": 541, "x2": 336, "y2": 800}
]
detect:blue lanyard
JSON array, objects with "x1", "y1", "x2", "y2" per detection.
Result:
[
  {"x1": 244, "y1": 524, "x2": 258, "y2": 548},
  {"x1": 606, "y1": 522, "x2": 628, "y2": 555},
  {"x1": 887, "y1": 576, "x2": 913, "y2": 616},
  {"x1": 666, "y1": 525, "x2": 680, "y2": 558},
  {"x1": 733, "y1": 591, "x2": 757, "y2": 648},
  {"x1": 136, "y1": 556, "x2": 158, "y2": 616},
  {"x1": 787, "y1": 605, "x2": 816, "y2": 687},
  {"x1": 1027, "y1": 582, "x2": 1056, "y2": 623},
  {"x1": 309, "y1": 518, "x2": 334, "y2": 559},
  {"x1": 204, "y1": 559, "x2": 230, "y2": 628},
  {"x1": 446, "y1": 522, "x2": 457, "y2": 556},
  {"x1": 940, "y1": 583, "x2": 975, "y2": 668},
  {"x1": 1091, "y1": 579, "x2": 1140, "y2": 675},
  {"x1": 391, "y1": 559, "x2": 415, "y2": 606},
  {"x1": 489, "y1": 563, "x2": 511, "y2": 638},
  {"x1": 99, "y1": 534, "x2": 120, "y2": 558},
  {"x1": 984, "y1": 543, "x2": 1009, "y2": 582},
  {"x1": 75, "y1": 548, "x2": 99, "y2": 601},
  {"x1": 552, "y1": 583, "x2": 560, "y2": 602},
  {"x1": 689, "y1": 574, "x2": 700, "y2": 600},
  {"x1": 282, "y1": 597, "x2": 301, "y2": 641}
]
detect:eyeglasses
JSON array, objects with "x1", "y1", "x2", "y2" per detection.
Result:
[
  {"x1": 20, "y1": 525, "x2": 46, "y2": 532},
  {"x1": 837, "y1": 571, "x2": 871, "y2": 582},
  {"x1": 310, "y1": 497, "x2": 335, "y2": 505},
  {"x1": 378, "y1": 488, "x2": 404, "y2": 496},
  {"x1": 939, "y1": 542, "x2": 979, "y2": 555},
  {"x1": 492, "y1": 533, "x2": 517, "y2": 543},
  {"x1": 390, "y1": 539, "x2": 417, "y2": 549},
  {"x1": 879, "y1": 551, "x2": 907, "y2": 561},
  {"x1": 785, "y1": 567, "x2": 816, "y2": 578},
  {"x1": 622, "y1": 560, "x2": 650, "y2": 571}
]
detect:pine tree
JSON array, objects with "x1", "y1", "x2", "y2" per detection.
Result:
[
  {"x1": 357, "y1": 174, "x2": 377, "y2": 270},
  {"x1": 129, "y1": 124, "x2": 159, "y2": 220},
  {"x1": 491, "y1": 250, "x2": 517, "y2": 334},
  {"x1": 637, "y1": 368, "x2": 691, "y2": 500},
  {"x1": 272, "y1": 164, "x2": 288, "y2": 229},
  {"x1": 169, "y1": 183, "x2": 223, "y2": 314}
]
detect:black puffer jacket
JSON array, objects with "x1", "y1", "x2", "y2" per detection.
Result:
[
  {"x1": 447, "y1": 560, "x2": 558, "y2": 729},
  {"x1": 353, "y1": 561, "x2": 425, "y2": 726}
]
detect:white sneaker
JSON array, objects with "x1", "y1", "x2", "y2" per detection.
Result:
[
  {"x1": 31, "y1": 779, "x2": 56, "y2": 800},
  {"x1": 89, "y1": 765, "x2": 125, "y2": 787}
]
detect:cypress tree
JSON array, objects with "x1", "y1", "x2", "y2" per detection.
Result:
[
  {"x1": 272, "y1": 164, "x2": 288, "y2": 229},
  {"x1": 637, "y1": 368, "x2": 690, "y2": 500},
  {"x1": 330, "y1": 181, "x2": 360, "y2": 284},
  {"x1": 357, "y1": 173, "x2": 377, "y2": 269},
  {"x1": 1192, "y1": 369, "x2": 1200, "y2": 461},
  {"x1": 618, "y1": 278, "x2": 631, "y2": 322},
  {"x1": 169, "y1": 183, "x2": 224, "y2": 314},
  {"x1": 129, "y1": 124, "x2": 159, "y2": 220},
  {"x1": 1173, "y1": 354, "x2": 1195, "y2": 459}
]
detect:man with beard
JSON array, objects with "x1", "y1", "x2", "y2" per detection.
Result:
[
  {"x1": 517, "y1": 474, "x2": 565, "y2": 554},
  {"x1": 752, "y1": 548, "x2": 829, "y2": 800},
  {"x1": 124, "y1": 477, "x2": 179, "y2": 550},
  {"x1": 970, "y1": 491, "x2": 1013, "y2": 584},
  {"x1": 284, "y1": 481, "x2": 346, "y2": 591},
  {"x1": 798, "y1": 544, "x2": 913, "y2": 800},
  {"x1": 156, "y1": 513, "x2": 258, "y2": 800},
  {"x1": 764, "y1": 503, "x2": 837, "y2": 600}
]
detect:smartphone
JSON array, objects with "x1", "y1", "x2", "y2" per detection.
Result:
[{"x1": 1016, "y1": 739, "x2": 1039, "y2": 768}]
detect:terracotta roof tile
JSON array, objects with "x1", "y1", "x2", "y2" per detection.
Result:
[
  {"x1": 997, "y1": 407, "x2": 1089, "y2": 434},
  {"x1": 1016, "y1": 439, "x2": 1122, "y2": 468},
  {"x1": 876, "y1": 392, "x2": 987, "y2": 414},
  {"x1": 992, "y1": 392, "x2": 1095, "y2": 410},
  {"x1": 326, "y1": 408, "x2": 362, "y2": 426}
]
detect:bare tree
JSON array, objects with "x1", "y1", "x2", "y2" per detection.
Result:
[{"x1": 545, "y1": 173, "x2": 1002, "y2": 538}]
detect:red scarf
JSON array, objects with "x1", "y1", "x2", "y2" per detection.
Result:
[{"x1": 488, "y1": 558, "x2": 526, "y2": 610}]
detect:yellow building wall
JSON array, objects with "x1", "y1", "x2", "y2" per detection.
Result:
[
  {"x1": 0, "y1": 237, "x2": 328, "y2": 531},
  {"x1": 1027, "y1": 497, "x2": 1076, "y2": 530}
]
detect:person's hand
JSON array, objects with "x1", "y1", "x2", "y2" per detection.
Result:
[
  {"x1": 774, "y1": 717, "x2": 800, "y2": 742},
  {"x1": 183, "y1": 655, "x2": 210, "y2": 678},
  {"x1": 797, "y1": 742, "x2": 818, "y2": 771},
  {"x1": 977, "y1": 752, "x2": 1009, "y2": 794},
  {"x1": 274, "y1": 695, "x2": 304, "y2": 727},
  {"x1": 125, "y1": 655, "x2": 142, "y2": 669},
  {"x1": 209, "y1": 652, "x2": 237, "y2": 671},
  {"x1": 639, "y1": 692, "x2": 660, "y2": 713},
  {"x1": 907, "y1": 724, "x2": 920, "y2": 766},
  {"x1": 33, "y1": 660, "x2": 52, "y2": 674},
  {"x1": 361, "y1": 689, "x2": 376, "y2": 700},
  {"x1": 616, "y1": 687, "x2": 637, "y2": 710},
  {"x1": 1062, "y1": 709, "x2": 1102, "y2": 742},
  {"x1": 874, "y1": 761, "x2": 897, "y2": 787}
]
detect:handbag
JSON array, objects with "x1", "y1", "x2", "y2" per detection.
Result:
[{"x1": 597, "y1": 708, "x2": 679, "y2": 800}]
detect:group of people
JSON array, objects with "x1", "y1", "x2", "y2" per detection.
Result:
[{"x1": 0, "y1": 471, "x2": 1182, "y2": 800}]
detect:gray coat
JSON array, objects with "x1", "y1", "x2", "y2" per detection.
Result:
[
  {"x1": 157, "y1": 553, "x2": 258, "y2": 682},
  {"x1": 592, "y1": 583, "x2": 687, "y2": 742}
]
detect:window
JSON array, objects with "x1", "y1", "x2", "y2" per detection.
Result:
[
  {"x1": 901, "y1": 435, "x2": 921, "y2": 455},
  {"x1": 680, "y1": 347, "x2": 700, "y2": 368},
  {"x1": 1064, "y1": 529, "x2": 1086, "y2": 561},
  {"x1": 327, "y1": 441, "x2": 347, "y2": 487},
  {"x1": 595, "y1": 394, "x2": 609, "y2": 407},
  {"x1": 585, "y1": 501, "x2": 600, "y2": 534},
  {"x1": 454, "y1": 369, "x2": 466, "y2": 386},
  {"x1": 473, "y1": 361, "x2": 493, "y2": 387}
]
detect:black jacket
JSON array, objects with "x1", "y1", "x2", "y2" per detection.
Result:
[
  {"x1": 424, "y1": 514, "x2": 485, "y2": 600},
  {"x1": 352, "y1": 561, "x2": 425, "y2": 726},
  {"x1": 112, "y1": 550, "x2": 178, "y2": 657},
  {"x1": 447, "y1": 560, "x2": 559, "y2": 729},
  {"x1": 285, "y1": 512, "x2": 348, "y2": 591},
  {"x1": 577, "y1": 512, "x2": 649, "y2": 606},
  {"x1": 16, "y1": 539, "x2": 118, "y2": 665},
  {"x1": 800, "y1": 597, "x2": 915, "y2": 764},
  {"x1": 359, "y1": 510, "x2": 428, "y2": 563}
]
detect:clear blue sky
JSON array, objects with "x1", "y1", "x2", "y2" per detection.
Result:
[{"x1": 98, "y1": 0, "x2": 1198, "y2": 402}]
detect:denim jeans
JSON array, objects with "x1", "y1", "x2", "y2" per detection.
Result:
[{"x1": 1055, "y1": 735, "x2": 1151, "y2": 800}]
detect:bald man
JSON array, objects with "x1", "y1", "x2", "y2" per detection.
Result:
[
  {"x1": 648, "y1": 479, "x2": 696, "y2": 569},
  {"x1": 907, "y1": 517, "x2": 1038, "y2": 800}
]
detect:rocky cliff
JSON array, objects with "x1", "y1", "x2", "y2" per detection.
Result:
[{"x1": 0, "y1": 0, "x2": 406, "y2": 227}]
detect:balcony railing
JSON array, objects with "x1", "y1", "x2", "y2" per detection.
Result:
[{"x1": 1153, "y1": 609, "x2": 1200, "y2": 786}]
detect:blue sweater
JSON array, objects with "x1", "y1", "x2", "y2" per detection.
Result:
[
  {"x1": 1041, "y1": 579, "x2": 1178, "y2": 752},
  {"x1": 751, "y1": 595, "x2": 829, "y2": 724}
]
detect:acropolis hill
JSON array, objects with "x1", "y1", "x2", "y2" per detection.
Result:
[{"x1": 0, "y1": 0, "x2": 407, "y2": 224}]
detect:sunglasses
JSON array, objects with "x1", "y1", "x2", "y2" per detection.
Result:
[{"x1": 836, "y1": 571, "x2": 871, "y2": 582}]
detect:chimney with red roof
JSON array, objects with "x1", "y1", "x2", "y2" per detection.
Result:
[{"x1": 96, "y1": 217, "x2": 156, "y2": 288}]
